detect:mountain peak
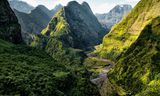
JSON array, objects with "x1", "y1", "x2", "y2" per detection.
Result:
[
  {"x1": 67, "y1": 1, "x2": 80, "y2": 7},
  {"x1": 37, "y1": 5, "x2": 48, "y2": 9},
  {"x1": 96, "y1": 4, "x2": 132, "y2": 29},
  {"x1": 41, "y1": 1, "x2": 105, "y2": 49},
  {"x1": 82, "y1": 1, "x2": 90, "y2": 7},
  {"x1": 110, "y1": 4, "x2": 132, "y2": 13}
]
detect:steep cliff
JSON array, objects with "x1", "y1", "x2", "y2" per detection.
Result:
[{"x1": 0, "y1": 0, "x2": 22, "y2": 44}]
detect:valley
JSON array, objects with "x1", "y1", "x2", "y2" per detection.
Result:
[{"x1": 0, "y1": 0, "x2": 160, "y2": 96}]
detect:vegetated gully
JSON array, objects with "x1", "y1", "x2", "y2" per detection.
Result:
[{"x1": 89, "y1": 56, "x2": 114, "y2": 88}]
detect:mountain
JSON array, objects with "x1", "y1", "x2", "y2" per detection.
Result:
[
  {"x1": 0, "y1": 0, "x2": 22, "y2": 44},
  {"x1": 0, "y1": 0, "x2": 99, "y2": 95},
  {"x1": 40, "y1": 1, "x2": 105, "y2": 51},
  {"x1": 96, "y1": 4, "x2": 132, "y2": 29},
  {"x1": 13, "y1": 4, "x2": 62, "y2": 44},
  {"x1": 9, "y1": 0, "x2": 34, "y2": 13},
  {"x1": 13, "y1": 7, "x2": 51, "y2": 44},
  {"x1": 94, "y1": 0, "x2": 160, "y2": 95}
]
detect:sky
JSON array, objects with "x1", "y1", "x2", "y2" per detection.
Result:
[{"x1": 21, "y1": 0, "x2": 140, "y2": 13}]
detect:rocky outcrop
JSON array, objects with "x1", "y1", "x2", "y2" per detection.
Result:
[
  {"x1": 96, "y1": 4, "x2": 132, "y2": 29},
  {"x1": 0, "y1": 0, "x2": 22, "y2": 44},
  {"x1": 9, "y1": 0, "x2": 34, "y2": 13}
]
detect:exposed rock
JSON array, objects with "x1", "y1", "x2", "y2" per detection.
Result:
[{"x1": 0, "y1": 0, "x2": 22, "y2": 44}]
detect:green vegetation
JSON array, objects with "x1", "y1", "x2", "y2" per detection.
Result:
[
  {"x1": 84, "y1": 57, "x2": 110, "y2": 75},
  {"x1": 95, "y1": 0, "x2": 160, "y2": 61},
  {"x1": 0, "y1": 39, "x2": 99, "y2": 96},
  {"x1": 108, "y1": 16, "x2": 160, "y2": 96}
]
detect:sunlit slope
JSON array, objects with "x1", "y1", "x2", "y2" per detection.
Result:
[
  {"x1": 109, "y1": 16, "x2": 160, "y2": 95},
  {"x1": 96, "y1": 0, "x2": 160, "y2": 60}
]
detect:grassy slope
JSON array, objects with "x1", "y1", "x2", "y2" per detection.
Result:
[
  {"x1": 96, "y1": 0, "x2": 160, "y2": 61},
  {"x1": 0, "y1": 39, "x2": 99, "y2": 96},
  {"x1": 108, "y1": 17, "x2": 160, "y2": 96}
]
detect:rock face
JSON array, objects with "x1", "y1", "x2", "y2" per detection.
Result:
[
  {"x1": 9, "y1": 0, "x2": 34, "y2": 13},
  {"x1": 96, "y1": 4, "x2": 132, "y2": 29},
  {"x1": 0, "y1": 0, "x2": 22, "y2": 44},
  {"x1": 42, "y1": 1, "x2": 105, "y2": 50}
]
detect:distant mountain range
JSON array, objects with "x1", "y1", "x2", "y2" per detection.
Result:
[
  {"x1": 96, "y1": 4, "x2": 132, "y2": 29},
  {"x1": 8, "y1": 0, "x2": 63, "y2": 44},
  {"x1": 8, "y1": 0, "x2": 34, "y2": 13}
]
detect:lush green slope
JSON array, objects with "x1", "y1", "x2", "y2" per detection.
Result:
[
  {"x1": 108, "y1": 17, "x2": 160, "y2": 96},
  {"x1": 96, "y1": 0, "x2": 160, "y2": 60},
  {"x1": 0, "y1": 39, "x2": 99, "y2": 96}
]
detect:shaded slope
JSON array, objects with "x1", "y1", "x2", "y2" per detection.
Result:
[
  {"x1": 96, "y1": 0, "x2": 160, "y2": 60},
  {"x1": 13, "y1": 5, "x2": 62, "y2": 44},
  {"x1": 0, "y1": 0, "x2": 22, "y2": 44},
  {"x1": 13, "y1": 6, "x2": 51, "y2": 44},
  {"x1": 108, "y1": 16, "x2": 160, "y2": 95}
]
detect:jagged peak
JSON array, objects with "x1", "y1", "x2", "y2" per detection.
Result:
[
  {"x1": 81, "y1": 1, "x2": 92, "y2": 12},
  {"x1": 66, "y1": 1, "x2": 80, "y2": 7},
  {"x1": 36, "y1": 5, "x2": 49, "y2": 10},
  {"x1": 82, "y1": 1, "x2": 89, "y2": 7}
]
